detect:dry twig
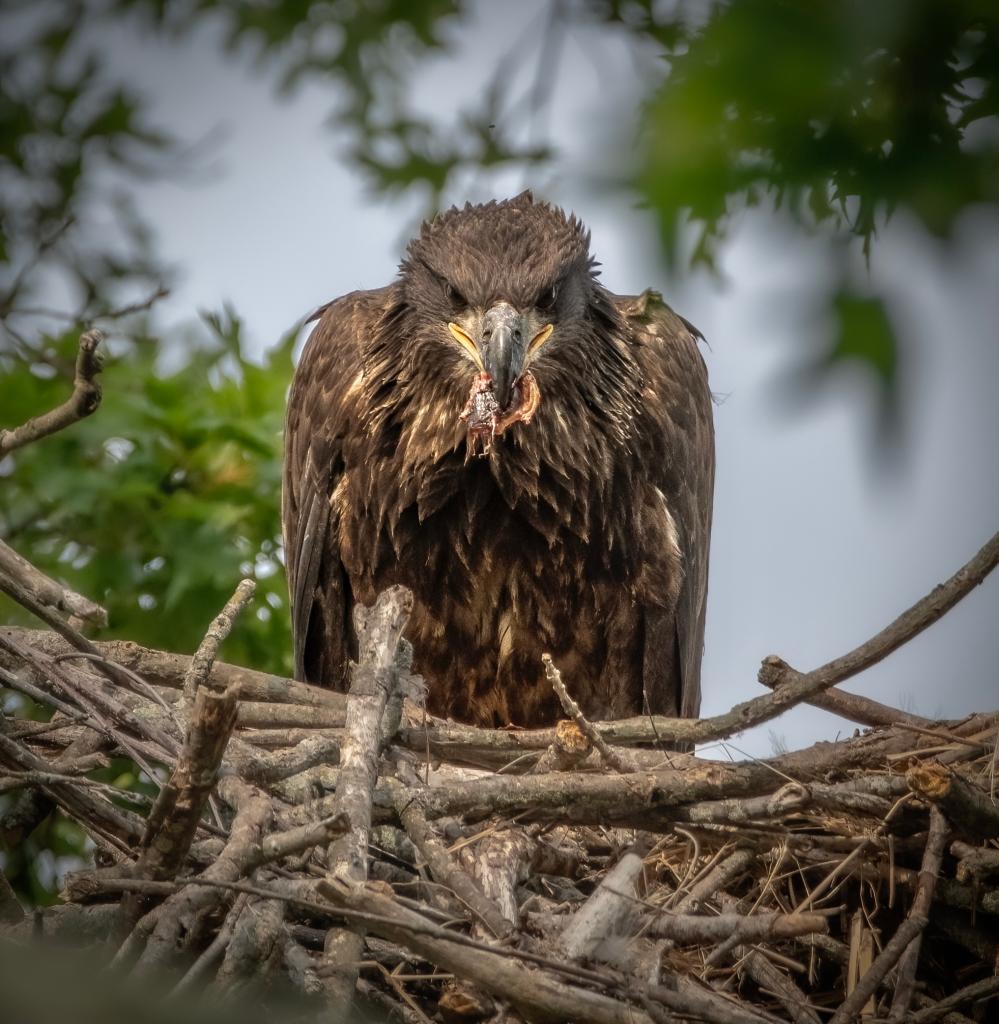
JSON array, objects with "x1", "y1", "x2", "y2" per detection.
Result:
[{"x1": 0, "y1": 329, "x2": 104, "y2": 456}]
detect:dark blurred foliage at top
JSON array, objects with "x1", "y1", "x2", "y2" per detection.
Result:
[{"x1": 1, "y1": 0, "x2": 996, "y2": 895}]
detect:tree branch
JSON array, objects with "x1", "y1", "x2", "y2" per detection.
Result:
[
  {"x1": 0, "y1": 328, "x2": 104, "y2": 456},
  {"x1": 0, "y1": 539, "x2": 107, "y2": 630}
]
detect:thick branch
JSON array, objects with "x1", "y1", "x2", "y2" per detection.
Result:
[
  {"x1": 951, "y1": 840, "x2": 999, "y2": 884},
  {"x1": 321, "y1": 877, "x2": 656, "y2": 1024},
  {"x1": 756, "y1": 670, "x2": 935, "y2": 729},
  {"x1": 559, "y1": 849, "x2": 644, "y2": 960},
  {"x1": 648, "y1": 909, "x2": 829, "y2": 945},
  {"x1": 133, "y1": 775, "x2": 273, "y2": 972},
  {"x1": 390, "y1": 778, "x2": 513, "y2": 938},
  {"x1": 907, "y1": 762, "x2": 999, "y2": 838},
  {"x1": 0, "y1": 626, "x2": 346, "y2": 712},
  {"x1": 409, "y1": 760, "x2": 786, "y2": 829}
]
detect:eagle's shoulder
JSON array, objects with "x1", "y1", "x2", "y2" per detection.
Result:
[
  {"x1": 609, "y1": 288, "x2": 711, "y2": 426},
  {"x1": 296, "y1": 286, "x2": 395, "y2": 381},
  {"x1": 288, "y1": 285, "x2": 398, "y2": 445},
  {"x1": 612, "y1": 288, "x2": 704, "y2": 347}
]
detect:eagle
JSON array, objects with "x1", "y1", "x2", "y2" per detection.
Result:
[{"x1": 282, "y1": 193, "x2": 714, "y2": 728}]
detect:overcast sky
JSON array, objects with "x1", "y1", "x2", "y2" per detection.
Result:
[{"x1": 104, "y1": 2, "x2": 998, "y2": 757}]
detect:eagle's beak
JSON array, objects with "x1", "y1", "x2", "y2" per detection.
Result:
[{"x1": 480, "y1": 302, "x2": 528, "y2": 410}]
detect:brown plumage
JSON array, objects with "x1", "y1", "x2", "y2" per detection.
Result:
[{"x1": 282, "y1": 193, "x2": 714, "y2": 727}]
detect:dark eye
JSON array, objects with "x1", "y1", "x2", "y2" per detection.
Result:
[
  {"x1": 445, "y1": 282, "x2": 467, "y2": 309},
  {"x1": 537, "y1": 283, "x2": 558, "y2": 312}
]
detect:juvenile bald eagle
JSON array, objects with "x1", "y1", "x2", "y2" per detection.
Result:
[{"x1": 283, "y1": 193, "x2": 714, "y2": 728}]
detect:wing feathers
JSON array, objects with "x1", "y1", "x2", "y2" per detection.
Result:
[
  {"x1": 617, "y1": 289, "x2": 715, "y2": 720},
  {"x1": 283, "y1": 290, "x2": 384, "y2": 686},
  {"x1": 289, "y1": 472, "x2": 330, "y2": 681}
]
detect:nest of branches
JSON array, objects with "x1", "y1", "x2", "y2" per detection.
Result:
[{"x1": 2, "y1": 331, "x2": 999, "y2": 1023}]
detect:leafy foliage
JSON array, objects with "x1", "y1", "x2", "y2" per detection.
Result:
[
  {"x1": 628, "y1": 0, "x2": 999, "y2": 266},
  {"x1": 0, "y1": 313, "x2": 295, "y2": 675},
  {"x1": 113, "y1": 0, "x2": 998, "y2": 411},
  {"x1": 6, "y1": 1, "x2": 996, "y2": 407}
]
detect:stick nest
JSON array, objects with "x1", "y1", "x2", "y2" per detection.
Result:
[{"x1": 2, "y1": 583, "x2": 998, "y2": 1024}]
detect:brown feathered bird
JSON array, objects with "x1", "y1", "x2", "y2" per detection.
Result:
[{"x1": 283, "y1": 193, "x2": 714, "y2": 727}]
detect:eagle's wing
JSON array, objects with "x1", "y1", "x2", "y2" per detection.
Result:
[
  {"x1": 282, "y1": 289, "x2": 385, "y2": 687},
  {"x1": 616, "y1": 290, "x2": 715, "y2": 720}
]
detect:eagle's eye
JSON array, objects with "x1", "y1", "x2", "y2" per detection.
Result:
[
  {"x1": 536, "y1": 283, "x2": 558, "y2": 312},
  {"x1": 445, "y1": 282, "x2": 467, "y2": 310}
]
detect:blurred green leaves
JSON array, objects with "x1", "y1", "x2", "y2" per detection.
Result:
[
  {"x1": 631, "y1": 0, "x2": 999, "y2": 269},
  {"x1": 0, "y1": 314, "x2": 295, "y2": 676},
  {"x1": 8, "y1": 0, "x2": 993, "y2": 413},
  {"x1": 118, "y1": 0, "x2": 550, "y2": 208},
  {"x1": 828, "y1": 293, "x2": 897, "y2": 392},
  {"x1": 783, "y1": 288, "x2": 903, "y2": 442}
]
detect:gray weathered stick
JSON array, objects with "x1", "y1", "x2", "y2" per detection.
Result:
[
  {"x1": 560, "y1": 849, "x2": 645, "y2": 960},
  {"x1": 215, "y1": 884, "x2": 286, "y2": 992},
  {"x1": 887, "y1": 806, "x2": 952, "y2": 1022},
  {"x1": 0, "y1": 626, "x2": 348, "y2": 713},
  {"x1": 459, "y1": 828, "x2": 535, "y2": 934},
  {"x1": 715, "y1": 892, "x2": 823, "y2": 1024},
  {"x1": 321, "y1": 876, "x2": 657, "y2": 1024},
  {"x1": 137, "y1": 685, "x2": 239, "y2": 880},
  {"x1": 543, "y1": 653, "x2": 639, "y2": 772},
  {"x1": 648, "y1": 909, "x2": 829, "y2": 945},
  {"x1": 756, "y1": 669, "x2": 935, "y2": 730},
  {"x1": 390, "y1": 779, "x2": 512, "y2": 938},
  {"x1": 133, "y1": 775, "x2": 273, "y2": 972},
  {"x1": 321, "y1": 585, "x2": 413, "y2": 1013}
]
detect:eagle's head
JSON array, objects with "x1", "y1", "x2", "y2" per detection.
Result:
[{"x1": 399, "y1": 191, "x2": 598, "y2": 455}]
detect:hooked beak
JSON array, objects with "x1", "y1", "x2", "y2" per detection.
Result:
[{"x1": 480, "y1": 302, "x2": 527, "y2": 409}]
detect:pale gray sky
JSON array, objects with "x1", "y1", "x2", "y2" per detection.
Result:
[{"x1": 107, "y1": 2, "x2": 998, "y2": 756}]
